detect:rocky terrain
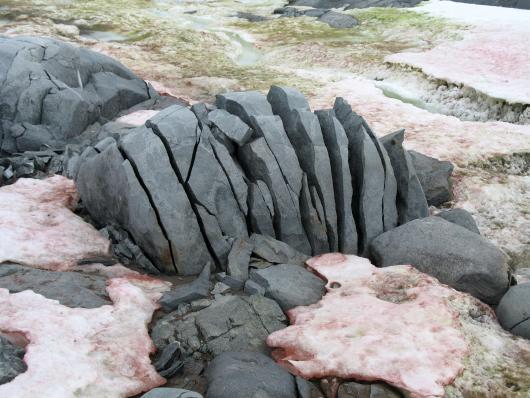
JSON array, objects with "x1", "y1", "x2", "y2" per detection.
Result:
[{"x1": 0, "y1": 1, "x2": 529, "y2": 397}]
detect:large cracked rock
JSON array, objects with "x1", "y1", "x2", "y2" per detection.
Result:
[{"x1": 0, "y1": 36, "x2": 152, "y2": 155}]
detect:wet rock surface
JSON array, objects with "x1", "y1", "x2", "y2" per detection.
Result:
[{"x1": 409, "y1": 150, "x2": 454, "y2": 206}]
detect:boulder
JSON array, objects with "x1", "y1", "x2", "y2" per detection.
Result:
[
  {"x1": 215, "y1": 91, "x2": 273, "y2": 125},
  {"x1": 409, "y1": 150, "x2": 454, "y2": 206},
  {"x1": 0, "y1": 263, "x2": 110, "y2": 308},
  {"x1": 251, "y1": 234, "x2": 310, "y2": 266},
  {"x1": 435, "y1": 208, "x2": 480, "y2": 234},
  {"x1": 160, "y1": 264, "x2": 211, "y2": 312},
  {"x1": 380, "y1": 130, "x2": 428, "y2": 224},
  {"x1": 496, "y1": 284, "x2": 530, "y2": 339},
  {"x1": 369, "y1": 217, "x2": 510, "y2": 304},
  {"x1": 151, "y1": 294, "x2": 286, "y2": 357},
  {"x1": 141, "y1": 388, "x2": 203, "y2": 398},
  {"x1": 0, "y1": 336, "x2": 26, "y2": 385},
  {"x1": 250, "y1": 264, "x2": 326, "y2": 311},
  {"x1": 317, "y1": 11, "x2": 359, "y2": 28},
  {"x1": 208, "y1": 109, "x2": 252, "y2": 147},
  {"x1": 316, "y1": 109, "x2": 358, "y2": 253},
  {"x1": 0, "y1": 36, "x2": 151, "y2": 154},
  {"x1": 205, "y1": 351, "x2": 297, "y2": 398},
  {"x1": 267, "y1": 85, "x2": 311, "y2": 126},
  {"x1": 334, "y1": 98, "x2": 385, "y2": 254},
  {"x1": 227, "y1": 238, "x2": 253, "y2": 283}
]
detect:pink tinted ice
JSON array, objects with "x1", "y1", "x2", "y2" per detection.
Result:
[
  {"x1": 0, "y1": 176, "x2": 111, "y2": 271},
  {"x1": 267, "y1": 253, "x2": 469, "y2": 398},
  {"x1": 0, "y1": 275, "x2": 169, "y2": 398}
]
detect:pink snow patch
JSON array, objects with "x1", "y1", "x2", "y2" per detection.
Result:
[
  {"x1": 267, "y1": 254, "x2": 469, "y2": 398},
  {"x1": 0, "y1": 275, "x2": 169, "y2": 398},
  {"x1": 0, "y1": 176, "x2": 110, "y2": 271},
  {"x1": 386, "y1": 30, "x2": 530, "y2": 104},
  {"x1": 116, "y1": 109, "x2": 160, "y2": 126}
]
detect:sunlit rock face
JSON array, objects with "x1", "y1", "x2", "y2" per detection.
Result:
[
  {"x1": 0, "y1": 274, "x2": 169, "y2": 398},
  {"x1": 0, "y1": 175, "x2": 110, "y2": 271},
  {"x1": 267, "y1": 253, "x2": 530, "y2": 397}
]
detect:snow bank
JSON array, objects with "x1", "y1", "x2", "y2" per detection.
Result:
[{"x1": 0, "y1": 176, "x2": 111, "y2": 271}]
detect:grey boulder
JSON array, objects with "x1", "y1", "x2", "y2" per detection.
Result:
[
  {"x1": 409, "y1": 150, "x2": 454, "y2": 206},
  {"x1": 208, "y1": 109, "x2": 252, "y2": 146},
  {"x1": 435, "y1": 208, "x2": 480, "y2": 234},
  {"x1": 317, "y1": 11, "x2": 359, "y2": 28},
  {"x1": 370, "y1": 217, "x2": 510, "y2": 304},
  {"x1": 250, "y1": 263, "x2": 326, "y2": 311},
  {"x1": 0, "y1": 336, "x2": 26, "y2": 385},
  {"x1": 141, "y1": 388, "x2": 203, "y2": 398},
  {"x1": 205, "y1": 351, "x2": 297, "y2": 398},
  {"x1": 215, "y1": 91, "x2": 273, "y2": 125},
  {"x1": 496, "y1": 284, "x2": 530, "y2": 339},
  {"x1": 251, "y1": 234, "x2": 310, "y2": 266},
  {"x1": 160, "y1": 264, "x2": 211, "y2": 312},
  {"x1": 380, "y1": 129, "x2": 428, "y2": 225}
]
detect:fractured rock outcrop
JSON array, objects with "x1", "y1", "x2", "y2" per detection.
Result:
[{"x1": 0, "y1": 36, "x2": 152, "y2": 155}]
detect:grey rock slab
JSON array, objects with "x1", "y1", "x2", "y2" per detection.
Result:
[
  {"x1": 207, "y1": 131, "x2": 248, "y2": 215},
  {"x1": 435, "y1": 208, "x2": 480, "y2": 235},
  {"x1": 244, "y1": 279, "x2": 267, "y2": 296},
  {"x1": 0, "y1": 336, "x2": 26, "y2": 385},
  {"x1": 208, "y1": 109, "x2": 252, "y2": 146},
  {"x1": 282, "y1": 108, "x2": 339, "y2": 251},
  {"x1": 119, "y1": 127, "x2": 213, "y2": 275},
  {"x1": 267, "y1": 85, "x2": 311, "y2": 129},
  {"x1": 250, "y1": 263, "x2": 326, "y2": 311},
  {"x1": 205, "y1": 351, "x2": 297, "y2": 398},
  {"x1": 141, "y1": 388, "x2": 203, "y2": 398},
  {"x1": 369, "y1": 216, "x2": 510, "y2": 304},
  {"x1": 227, "y1": 237, "x2": 253, "y2": 282},
  {"x1": 76, "y1": 141, "x2": 173, "y2": 272},
  {"x1": 361, "y1": 119, "x2": 398, "y2": 232},
  {"x1": 160, "y1": 264, "x2": 211, "y2": 312},
  {"x1": 409, "y1": 150, "x2": 454, "y2": 206},
  {"x1": 215, "y1": 91, "x2": 273, "y2": 125},
  {"x1": 299, "y1": 174, "x2": 330, "y2": 254},
  {"x1": 381, "y1": 129, "x2": 428, "y2": 225},
  {"x1": 317, "y1": 11, "x2": 359, "y2": 28},
  {"x1": 334, "y1": 97, "x2": 385, "y2": 255},
  {"x1": 0, "y1": 263, "x2": 110, "y2": 308},
  {"x1": 251, "y1": 233, "x2": 310, "y2": 266},
  {"x1": 248, "y1": 182, "x2": 276, "y2": 239},
  {"x1": 496, "y1": 284, "x2": 530, "y2": 339},
  {"x1": 316, "y1": 109, "x2": 358, "y2": 254},
  {"x1": 239, "y1": 137, "x2": 311, "y2": 253},
  {"x1": 195, "y1": 204, "x2": 233, "y2": 268}
]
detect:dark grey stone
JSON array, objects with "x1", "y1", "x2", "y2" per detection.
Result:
[
  {"x1": 496, "y1": 284, "x2": 530, "y2": 339},
  {"x1": 409, "y1": 150, "x2": 454, "y2": 206},
  {"x1": 154, "y1": 342, "x2": 184, "y2": 378},
  {"x1": 267, "y1": 85, "x2": 311, "y2": 128},
  {"x1": 119, "y1": 126, "x2": 213, "y2": 275},
  {"x1": 215, "y1": 91, "x2": 273, "y2": 125},
  {"x1": 141, "y1": 388, "x2": 203, "y2": 398},
  {"x1": 208, "y1": 109, "x2": 252, "y2": 147},
  {"x1": 244, "y1": 279, "x2": 266, "y2": 296},
  {"x1": 160, "y1": 264, "x2": 211, "y2": 312},
  {"x1": 361, "y1": 120, "x2": 398, "y2": 232},
  {"x1": 0, "y1": 263, "x2": 110, "y2": 308},
  {"x1": 338, "y1": 381, "x2": 403, "y2": 398},
  {"x1": 299, "y1": 173, "x2": 330, "y2": 254},
  {"x1": 0, "y1": 36, "x2": 150, "y2": 154},
  {"x1": 435, "y1": 208, "x2": 480, "y2": 235},
  {"x1": 280, "y1": 108, "x2": 339, "y2": 251},
  {"x1": 76, "y1": 142, "x2": 173, "y2": 273},
  {"x1": 239, "y1": 138, "x2": 311, "y2": 253},
  {"x1": 205, "y1": 351, "x2": 297, "y2": 398},
  {"x1": 334, "y1": 98, "x2": 385, "y2": 255},
  {"x1": 317, "y1": 11, "x2": 359, "y2": 28},
  {"x1": 235, "y1": 11, "x2": 269, "y2": 22},
  {"x1": 151, "y1": 294, "x2": 286, "y2": 357},
  {"x1": 227, "y1": 238, "x2": 253, "y2": 283},
  {"x1": 370, "y1": 217, "x2": 510, "y2": 304},
  {"x1": 251, "y1": 233, "x2": 310, "y2": 266},
  {"x1": 381, "y1": 129, "x2": 428, "y2": 225},
  {"x1": 191, "y1": 102, "x2": 213, "y2": 128},
  {"x1": 250, "y1": 263, "x2": 326, "y2": 311},
  {"x1": 316, "y1": 109, "x2": 358, "y2": 253},
  {"x1": 0, "y1": 336, "x2": 26, "y2": 385},
  {"x1": 248, "y1": 182, "x2": 276, "y2": 238}
]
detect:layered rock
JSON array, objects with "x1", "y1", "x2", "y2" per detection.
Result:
[{"x1": 0, "y1": 36, "x2": 152, "y2": 155}]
